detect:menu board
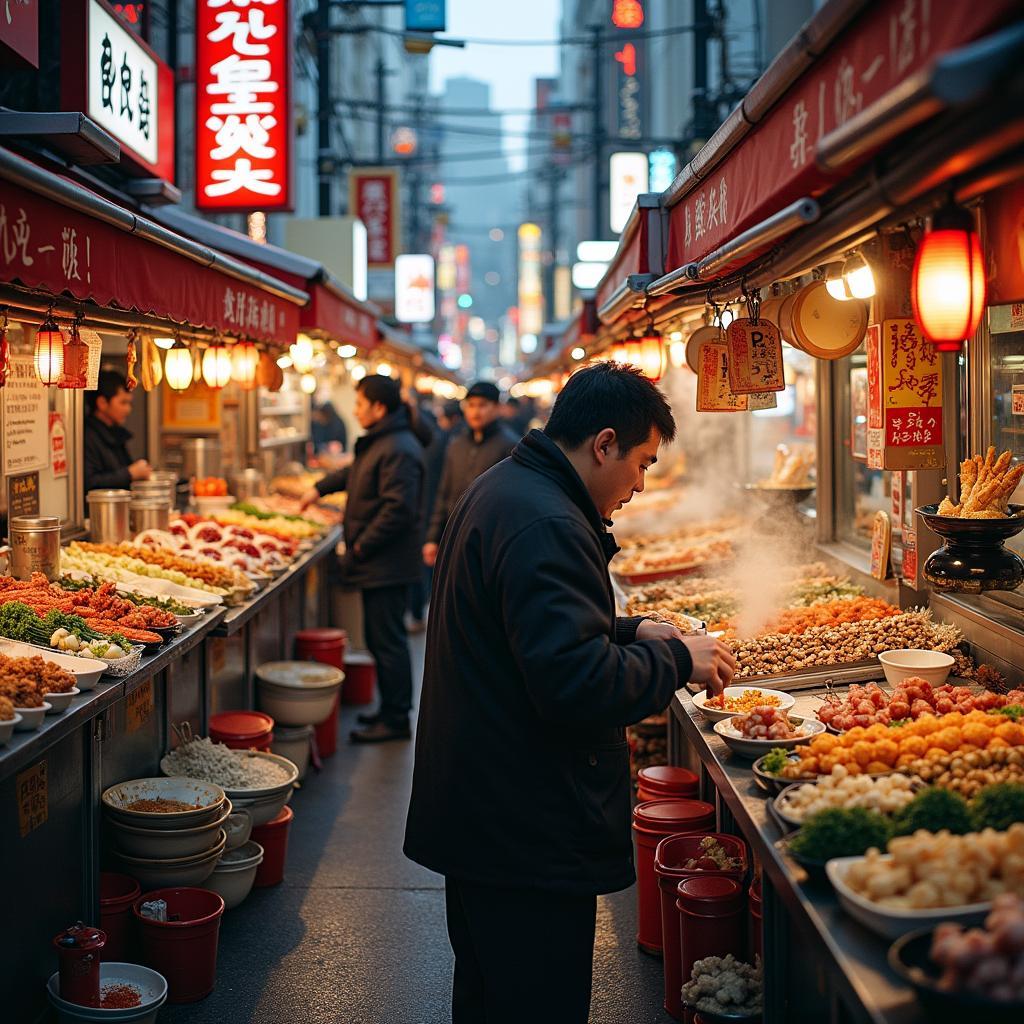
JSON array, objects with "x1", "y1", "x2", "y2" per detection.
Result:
[
  {"x1": 2, "y1": 354, "x2": 48, "y2": 475},
  {"x1": 726, "y1": 318, "x2": 785, "y2": 394},
  {"x1": 696, "y1": 343, "x2": 748, "y2": 413},
  {"x1": 7, "y1": 471, "x2": 40, "y2": 519}
]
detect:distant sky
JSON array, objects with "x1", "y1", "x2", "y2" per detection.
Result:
[{"x1": 428, "y1": 0, "x2": 562, "y2": 171}]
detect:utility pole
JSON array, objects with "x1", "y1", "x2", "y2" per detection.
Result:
[
  {"x1": 590, "y1": 24, "x2": 604, "y2": 240},
  {"x1": 316, "y1": 0, "x2": 332, "y2": 216},
  {"x1": 376, "y1": 57, "x2": 388, "y2": 164},
  {"x1": 692, "y1": 0, "x2": 714, "y2": 144}
]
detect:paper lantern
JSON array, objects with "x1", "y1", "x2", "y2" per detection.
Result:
[
  {"x1": 232, "y1": 340, "x2": 259, "y2": 389},
  {"x1": 164, "y1": 340, "x2": 194, "y2": 391},
  {"x1": 290, "y1": 334, "x2": 314, "y2": 373},
  {"x1": 58, "y1": 323, "x2": 89, "y2": 389},
  {"x1": 34, "y1": 316, "x2": 64, "y2": 385},
  {"x1": 202, "y1": 342, "x2": 233, "y2": 389},
  {"x1": 300, "y1": 373, "x2": 317, "y2": 394},
  {"x1": 912, "y1": 203, "x2": 986, "y2": 353},
  {"x1": 625, "y1": 334, "x2": 666, "y2": 383}
]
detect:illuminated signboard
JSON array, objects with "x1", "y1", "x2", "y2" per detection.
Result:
[
  {"x1": 517, "y1": 223, "x2": 543, "y2": 337},
  {"x1": 611, "y1": 0, "x2": 643, "y2": 29},
  {"x1": 395, "y1": 254, "x2": 436, "y2": 324},
  {"x1": 609, "y1": 152, "x2": 648, "y2": 234},
  {"x1": 195, "y1": 0, "x2": 292, "y2": 211},
  {"x1": 349, "y1": 168, "x2": 401, "y2": 270}
]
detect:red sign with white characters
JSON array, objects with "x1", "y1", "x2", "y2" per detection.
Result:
[
  {"x1": 665, "y1": 0, "x2": 1020, "y2": 279},
  {"x1": 349, "y1": 168, "x2": 401, "y2": 270},
  {"x1": 195, "y1": 0, "x2": 292, "y2": 212},
  {"x1": 0, "y1": 0, "x2": 38, "y2": 67}
]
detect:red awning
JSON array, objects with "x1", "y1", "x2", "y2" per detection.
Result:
[
  {"x1": 0, "y1": 149, "x2": 306, "y2": 343},
  {"x1": 663, "y1": 0, "x2": 1021, "y2": 282},
  {"x1": 594, "y1": 197, "x2": 664, "y2": 324},
  {"x1": 303, "y1": 279, "x2": 379, "y2": 351}
]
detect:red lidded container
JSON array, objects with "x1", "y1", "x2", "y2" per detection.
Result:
[
  {"x1": 676, "y1": 875, "x2": 746, "y2": 1002},
  {"x1": 342, "y1": 650, "x2": 376, "y2": 706},
  {"x1": 53, "y1": 922, "x2": 106, "y2": 1008},
  {"x1": 637, "y1": 765, "x2": 699, "y2": 803},
  {"x1": 251, "y1": 804, "x2": 293, "y2": 887},
  {"x1": 99, "y1": 873, "x2": 141, "y2": 963},
  {"x1": 655, "y1": 834, "x2": 747, "y2": 1020},
  {"x1": 748, "y1": 876, "x2": 763, "y2": 963},
  {"x1": 209, "y1": 710, "x2": 274, "y2": 751},
  {"x1": 632, "y1": 798, "x2": 715, "y2": 954},
  {"x1": 295, "y1": 629, "x2": 347, "y2": 757}
]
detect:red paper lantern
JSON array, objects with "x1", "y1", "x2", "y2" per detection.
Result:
[
  {"x1": 625, "y1": 334, "x2": 666, "y2": 383},
  {"x1": 911, "y1": 203, "x2": 986, "y2": 353},
  {"x1": 232, "y1": 340, "x2": 259, "y2": 390},
  {"x1": 33, "y1": 316, "x2": 64, "y2": 386}
]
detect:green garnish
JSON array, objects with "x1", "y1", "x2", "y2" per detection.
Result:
[
  {"x1": 789, "y1": 807, "x2": 891, "y2": 862},
  {"x1": 972, "y1": 783, "x2": 1024, "y2": 832},
  {"x1": 761, "y1": 747, "x2": 791, "y2": 775},
  {"x1": 891, "y1": 787, "x2": 973, "y2": 837},
  {"x1": 992, "y1": 705, "x2": 1024, "y2": 722}
]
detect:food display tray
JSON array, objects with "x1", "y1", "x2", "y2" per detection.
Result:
[{"x1": 686, "y1": 659, "x2": 885, "y2": 695}]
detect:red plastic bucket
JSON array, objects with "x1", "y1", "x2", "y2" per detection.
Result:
[
  {"x1": 132, "y1": 887, "x2": 224, "y2": 1003},
  {"x1": 632, "y1": 798, "x2": 715, "y2": 955},
  {"x1": 748, "y1": 876, "x2": 763, "y2": 963},
  {"x1": 251, "y1": 804, "x2": 293, "y2": 887},
  {"x1": 637, "y1": 765, "x2": 699, "y2": 803},
  {"x1": 209, "y1": 710, "x2": 274, "y2": 751},
  {"x1": 655, "y1": 834, "x2": 747, "y2": 1020},
  {"x1": 341, "y1": 651, "x2": 376, "y2": 706},
  {"x1": 676, "y1": 875, "x2": 746, "y2": 1009},
  {"x1": 296, "y1": 629, "x2": 347, "y2": 756},
  {"x1": 99, "y1": 873, "x2": 141, "y2": 963}
]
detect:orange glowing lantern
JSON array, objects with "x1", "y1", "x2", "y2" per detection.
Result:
[
  {"x1": 625, "y1": 334, "x2": 666, "y2": 382},
  {"x1": 202, "y1": 340, "x2": 233, "y2": 389},
  {"x1": 58, "y1": 322, "x2": 89, "y2": 389},
  {"x1": 34, "y1": 315, "x2": 64, "y2": 386},
  {"x1": 232, "y1": 340, "x2": 259, "y2": 389},
  {"x1": 911, "y1": 203, "x2": 986, "y2": 353}
]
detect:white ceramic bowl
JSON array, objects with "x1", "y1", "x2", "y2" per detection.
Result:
[
  {"x1": 0, "y1": 638, "x2": 106, "y2": 691},
  {"x1": 47, "y1": 961, "x2": 167, "y2": 1022},
  {"x1": 207, "y1": 840, "x2": 264, "y2": 910},
  {"x1": 271, "y1": 725, "x2": 313, "y2": 782},
  {"x1": 115, "y1": 830, "x2": 226, "y2": 889},
  {"x1": 826, "y1": 855, "x2": 990, "y2": 940},
  {"x1": 43, "y1": 688, "x2": 81, "y2": 713},
  {"x1": 692, "y1": 686, "x2": 796, "y2": 723},
  {"x1": 103, "y1": 778, "x2": 226, "y2": 830},
  {"x1": 161, "y1": 748, "x2": 298, "y2": 799},
  {"x1": 0, "y1": 713, "x2": 20, "y2": 745},
  {"x1": 108, "y1": 801, "x2": 232, "y2": 859},
  {"x1": 175, "y1": 610, "x2": 206, "y2": 627},
  {"x1": 229, "y1": 786, "x2": 293, "y2": 828},
  {"x1": 224, "y1": 807, "x2": 253, "y2": 851},
  {"x1": 256, "y1": 661, "x2": 344, "y2": 727},
  {"x1": 713, "y1": 715, "x2": 825, "y2": 759},
  {"x1": 878, "y1": 649, "x2": 955, "y2": 688},
  {"x1": 14, "y1": 703, "x2": 50, "y2": 730}
]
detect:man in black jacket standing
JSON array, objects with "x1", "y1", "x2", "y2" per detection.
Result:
[
  {"x1": 83, "y1": 370, "x2": 152, "y2": 494},
  {"x1": 301, "y1": 376, "x2": 427, "y2": 743},
  {"x1": 405, "y1": 363, "x2": 736, "y2": 1023},
  {"x1": 422, "y1": 381, "x2": 517, "y2": 568}
]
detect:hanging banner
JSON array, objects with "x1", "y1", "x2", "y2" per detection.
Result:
[
  {"x1": 195, "y1": 0, "x2": 292, "y2": 211},
  {"x1": 349, "y1": 168, "x2": 401, "y2": 270},
  {"x1": 0, "y1": 0, "x2": 38, "y2": 68},
  {"x1": 866, "y1": 319, "x2": 944, "y2": 471},
  {"x1": 725, "y1": 318, "x2": 785, "y2": 394},
  {"x1": 696, "y1": 342, "x2": 747, "y2": 413}
]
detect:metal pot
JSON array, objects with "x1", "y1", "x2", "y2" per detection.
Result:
[
  {"x1": 9, "y1": 515, "x2": 63, "y2": 580},
  {"x1": 87, "y1": 490, "x2": 132, "y2": 545},
  {"x1": 130, "y1": 500, "x2": 171, "y2": 534},
  {"x1": 231, "y1": 469, "x2": 266, "y2": 502},
  {"x1": 181, "y1": 439, "x2": 223, "y2": 481}
]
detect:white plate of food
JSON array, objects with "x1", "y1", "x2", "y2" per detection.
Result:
[
  {"x1": 693, "y1": 686, "x2": 796, "y2": 723},
  {"x1": 713, "y1": 711, "x2": 825, "y2": 759},
  {"x1": 0, "y1": 638, "x2": 107, "y2": 691}
]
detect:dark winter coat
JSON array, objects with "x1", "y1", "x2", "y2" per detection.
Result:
[
  {"x1": 404, "y1": 429, "x2": 693, "y2": 895},
  {"x1": 83, "y1": 416, "x2": 135, "y2": 492},
  {"x1": 426, "y1": 420, "x2": 518, "y2": 544},
  {"x1": 316, "y1": 406, "x2": 426, "y2": 589}
]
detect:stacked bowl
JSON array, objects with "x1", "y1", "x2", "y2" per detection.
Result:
[{"x1": 102, "y1": 778, "x2": 229, "y2": 889}]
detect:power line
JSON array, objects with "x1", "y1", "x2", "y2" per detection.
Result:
[{"x1": 370, "y1": 23, "x2": 707, "y2": 47}]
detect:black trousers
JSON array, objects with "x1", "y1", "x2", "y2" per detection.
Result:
[
  {"x1": 444, "y1": 877, "x2": 597, "y2": 1024},
  {"x1": 360, "y1": 584, "x2": 413, "y2": 724}
]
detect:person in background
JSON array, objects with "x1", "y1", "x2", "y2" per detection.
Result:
[
  {"x1": 311, "y1": 401, "x2": 348, "y2": 454},
  {"x1": 408, "y1": 396, "x2": 445, "y2": 632},
  {"x1": 422, "y1": 382, "x2": 517, "y2": 569},
  {"x1": 84, "y1": 369, "x2": 151, "y2": 493},
  {"x1": 300, "y1": 376, "x2": 426, "y2": 744},
  {"x1": 502, "y1": 395, "x2": 532, "y2": 436},
  {"x1": 405, "y1": 363, "x2": 736, "y2": 1023},
  {"x1": 437, "y1": 399, "x2": 465, "y2": 437}
]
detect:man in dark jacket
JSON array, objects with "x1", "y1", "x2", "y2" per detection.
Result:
[
  {"x1": 422, "y1": 381, "x2": 518, "y2": 568},
  {"x1": 83, "y1": 369, "x2": 152, "y2": 494},
  {"x1": 405, "y1": 363, "x2": 736, "y2": 1023},
  {"x1": 300, "y1": 376, "x2": 427, "y2": 743}
]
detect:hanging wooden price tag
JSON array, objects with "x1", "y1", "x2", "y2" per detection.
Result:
[
  {"x1": 747, "y1": 392, "x2": 778, "y2": 411},
  {"x1": 697, "y1": 342, "x2": 748, "y2": 412},
  {"x1": 726, "y1": 317, "x2": 785, "y2": 394}
]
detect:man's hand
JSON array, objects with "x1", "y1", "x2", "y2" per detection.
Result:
[
  {"x1": 128, "y1": 459, "x2": 152, "y2": 481},
  {"x1": 298, "y1": 486, "x2": 321, "y2": 511},
  {"x1": 635, "y1": 619, "x2": 686, "y2": 643},
  {"x1": 680, "y1": 634, "x2": 737, "y2": 696},
  {"x1": 422, "y1": 542, "x2": 438, "y2": 567}
]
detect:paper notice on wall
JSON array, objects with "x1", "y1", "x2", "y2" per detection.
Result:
[
  {"x1": 80, "y1": 328, "x2": 104, "y2": 389},
  {"x1": 3, "y1": 355, "x2": 48, "y2": 475},
  {"x1": 49, "y1": 412, "x2": 68, "y2": 479},
  {"x1": 1012, "y1": 384, "x2": 1024, "y2": 416}
]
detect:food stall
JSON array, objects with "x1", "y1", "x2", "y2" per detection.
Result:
[{"x1": 548, "y1": 1, "x2": 1024, "y2": 1020}]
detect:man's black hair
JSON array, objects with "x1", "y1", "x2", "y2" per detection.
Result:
[
  {"x1": 357, "y1": 374, "x2": 402, "y2": 413},
  {"x1": 543, "y1": 362, "x2": 676, "y2": 452},
  {"x1": 86, "y1": 368, "x2": 129, "y2": 415}
]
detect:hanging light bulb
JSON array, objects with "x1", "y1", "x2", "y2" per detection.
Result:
[
  {"x1": 231, "y1": 340, "x2": 259, "y2": 389},
  {"x1": 842, "y1": 252, "x2": 875, "y2": 299},
  {"x1": 376, "y1": 362, "x2": 392, "y2": 376},
  {"x1": 669, "y1": 339, "x2": 687, "y2": 368},
  {"x1": 338, "y1": 343, "x2": 358, "y2": 358},
  {"x1": 625, "y1": 333, "x2": 666, "y2": 383},
  {"x1": 570, "y1": 347, "x2": 585, "y2": 361},
  {"x1": 824, "y1": 263, "x2": 851, "y2": 301},
  {"x1": 202, "y1": 340, "x2": 233, "y2": 389},
  {"x1": 300, "y1": 372, "x2": 317, "y2": 394},
  {"x1": 351, "y1": 363, "x2": 367, "y2": 381},
  {"x1": 276, "y1": 354, "x2": 293, "y2": 369},
  {"x1": 153, "y1": 336, "x2": 175, "y2": 350},
  {"x1": 58, "y1": 321, "x2": 89, "y2": 389},
  {"x1": 33, "y1": 315, "x2": 64, "y2": 386},
  {"x1": 164, "y1": 339, "x2": 194, "y2": 391},
  {"x1": 290, "y1": 334, "x2": 314, "y2": 373},
  {"x1": 912, "y1": 202, "x2": 986, "y2": 353}
]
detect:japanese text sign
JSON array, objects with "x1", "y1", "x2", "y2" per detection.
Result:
[
  {"x1": 195, "y1": 0, "x2": 292, "y2": 212},
  {"x1": 0, "y1": 0, "x2": 38, "y2": 67},
  {"x1": 866, "y1": 319, "x2": 944, "y2": 471},
  {"x1": 726, "y1": 317, "x2": 785, "y2": 394},
  {"x1": 696, "y1": 342, "x2": 747, "y2": 413},
  {"x1": 349, "y1": 168, "x2": 401, "y2": 269},
  {"x1": 61, "y1": 0, "x2": 174, "y2": 181},
  {"x1": 17, "y1": 760, "x2": 47, "y2": 838}
]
